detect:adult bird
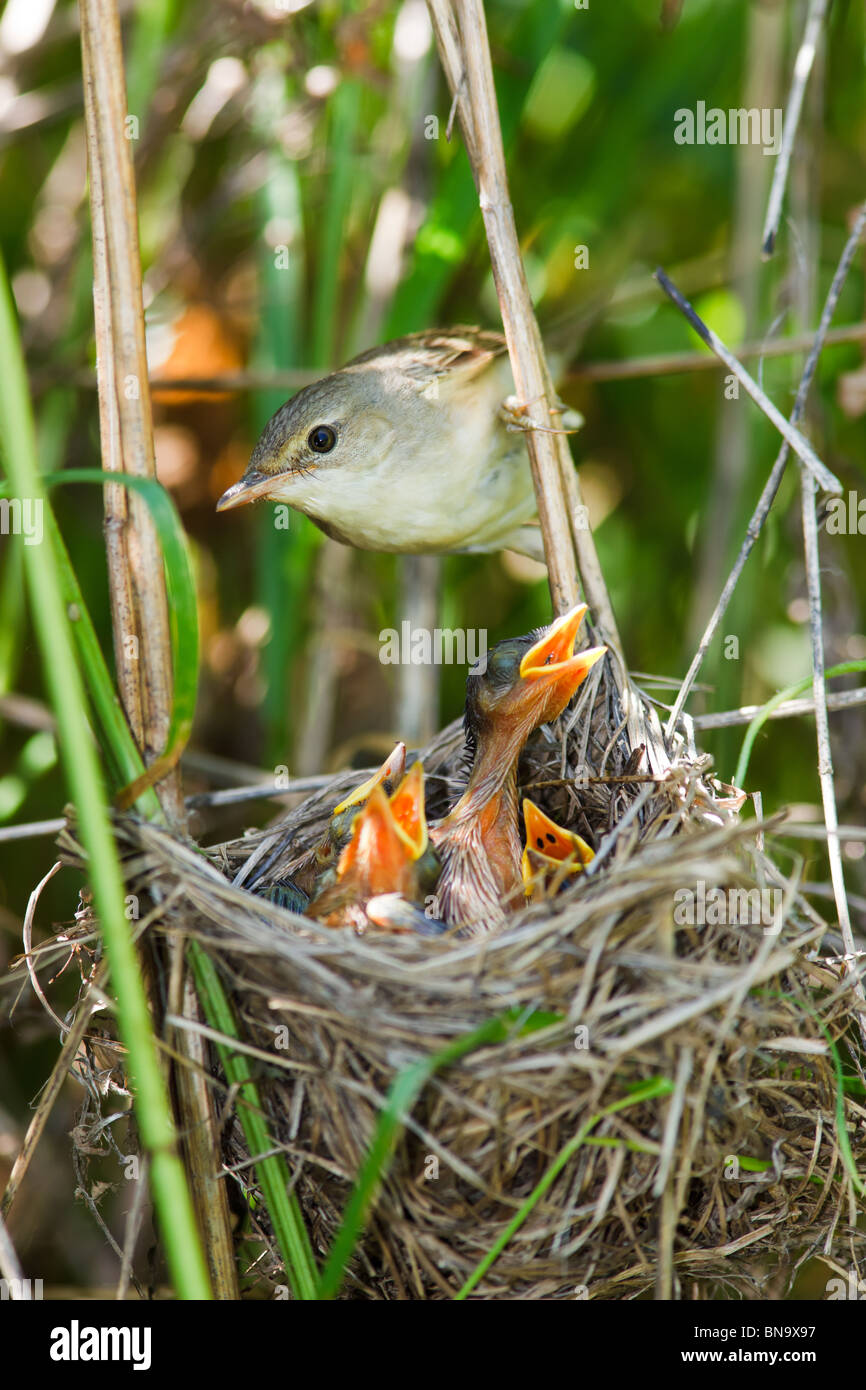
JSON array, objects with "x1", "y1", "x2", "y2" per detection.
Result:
[
  {"x1": 216, "y1": 327, "x2": 581, "y2": 560},
  {"x1": 430, "y1": 604, "x2": 605, "y2": 934}
]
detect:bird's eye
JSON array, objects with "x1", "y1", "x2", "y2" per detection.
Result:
[{"x1": 307, "y1": 425, "x2": 337, "y2": 453}]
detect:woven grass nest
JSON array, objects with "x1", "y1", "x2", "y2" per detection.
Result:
[{"x1": 61, "y1": 652, "x2": 866, "y2": 1300}]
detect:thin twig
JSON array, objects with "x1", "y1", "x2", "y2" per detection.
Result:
[
  {"x1": 1, "y1": 964, "x2": 108, "y2": 1218},
  {"x1": 664, "y1": 201, "x2": 866, "y2": 740},
  {"x1": 0, "y1": 817, "x2": 67, "y2": 843},
  {"x1": 31, "y1": 367, "x2": 320, "y2": 394},
  {"x1": 115, "y1": 1152, "x2": 149, "y2": 1301},
  {"x1": 0, "y1": 691, "x2": 56, "y2": 729},
  {"x1": 692, "y1": 686, "x2": 866, "y2": 730},
  {"x1": 654, "y1": 269, "x2": 841, "y2": 494},
  {"x1": 803, "y1": 881, "x2": 866, "y2": 919},
  {"x1": 776, "y1": 823, "x2": 866, "y2": 841},
  {"x1": 568, "y1": 319, "x2": 866, "y2": 383},
  {"x1": 761, "y1": 0, "x2": 829, "y2": 257},
  {"x1": 0, "y1": 776, "x2": 336, "y2": 839},
  {"x1": 21, "y1": 860, "x2": 66, "y2": 1034},
  {"x1": 28, "y1": 318, "x2": 866, "y2": 393},
  {"x1": 185, "y1": 774, "x2": 336, "y2": 810},
  {"x1": 799, "y1": 468, "x2": 864, "y2": 1034},
  {"x1": 428, "y1": 2, "x2": 476, "y2": 163}
]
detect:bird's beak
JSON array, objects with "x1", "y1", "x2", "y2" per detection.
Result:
[
  {"x1": 333, "y1": 742, "x2": 407, "y2": 817},
  {"x1": 388, "y1": 761, "x2": 428, "y2": 858},
  {"x1": 216, "y1": 470, "x2": 276, "y2": 511},
  {"x1": 522, "y1": 798, "x2": 594, "y2": 867},
  {"x1": 521, "y1": 798, "x2": 594, "y2": 895},
  {"x1": 337, "y1": 785, "x2": 418, "y2": 895},
  {"x1": 519, "y1": 603, "x2": 606, "y2": 707}
]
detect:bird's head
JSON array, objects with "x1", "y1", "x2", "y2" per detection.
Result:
[
  {"x1": 336, "y1": 763, "x2": 430, "y2": 900},
  {"x1": 216, "y1": 368, "x2": 397, "y2": 512},
  {"x1": 327, "y1": 742, "x2": 407, "y2": 850},
  {"x1": 464, "y1": 604, "x2": 606, "y2": 755}
]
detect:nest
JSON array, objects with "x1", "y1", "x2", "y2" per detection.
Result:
[{"x1": 59, "y1": 656, "x2": 866, "y2": 1300}]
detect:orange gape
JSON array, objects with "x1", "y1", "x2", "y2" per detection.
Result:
[
  {"x1": 306, "y1": 763, "x2": 433, "y2": 930},
  {"x1": 521, "y1": 798, "x2": 594, "y2": 901},
  {"x1": 336, "y1": 786, "x2": 418, "y2": 899},
  {"x1": 387, "y1": 762, "x2": 427, "y2": 857},
  {"x1": 430, "y1": 604, "x2": 606, "y2": 933}
]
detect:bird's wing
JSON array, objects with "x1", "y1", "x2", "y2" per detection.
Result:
[{"x1": 348, "y1": 326, "x2": 508, "y2": 387}]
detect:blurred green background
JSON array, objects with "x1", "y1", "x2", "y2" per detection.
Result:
[{"x1": 0, "y1": 0, "x2": 864, "y2": 1293}]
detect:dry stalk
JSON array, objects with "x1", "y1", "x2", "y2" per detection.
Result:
[
  {"x1": 29, "y1": 316, "x2": 866, "y2": 392},
  {"x1": 799, "y1": 472, "x2": 866, "y2": 1036},
  {"x1": 79, "y1": 0, "x2": 183, "y2": 827},
  {"x1": 693, "y1": 687, "x2": 866, "y2": 730},
  {"x1": 425, "y1": 0, "x2": 623, "y2": 676},
  {"x1": 761, "y1": 0, "x2": 829, "y2": 257},
  {"x1": 665, "y1": 200, "x2": 866, "y2": 739},
  {"x1": 78, "y1": 0, "x2": 237, "y2": 1297}
]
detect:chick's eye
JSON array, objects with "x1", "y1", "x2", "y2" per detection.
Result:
[{"x1": 307, "y1": 425, "x2": 337, "y2": 453}]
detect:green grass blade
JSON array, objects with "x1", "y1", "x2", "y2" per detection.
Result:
[
  {"x1": 0, "y1": 251, "x2": 211, "y2": 1299},
  {"x1": 0, "y1": 541, "x2": 23, "y2": 699},
  {"x1": 822, "y1": 1022, "x2": 866, "y2": 1198},
  {"x1": 37, "y1": 469, "x2": 199, "y2": 781},
  {"x1": 311, "y1": 79, "x2": 361, "y2": 368},
  {"x1": 249, "y1": 144, "x2": 318, "y2": 761},
  {"x1": 455, "y1": 1075, "x2": 675, "y2": 1299},
  {"x1": 48, "y1": 513, "x2": 162, "y2": 813},
  {"x1": 735, "y1": 660, "x2": 866, "y2": 788},
  {"x1": 317, "y1": 1013, "x2": 531, "y2": 1301},
  {"x1": 188, "y1": 941, "x2": 320, "y2": 1300}
]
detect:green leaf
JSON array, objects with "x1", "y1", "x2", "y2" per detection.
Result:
[
  {"x1": 0, "y1": 245, "x2": 210, "y2": 1300},
  {"x1": 39, "y1": 469, "x2": 199, "y2": 792},
  {"x1": 188, "y1": 941, "x2": 320, "y2": 1300},
  {"x1": 735, "y1": 661, "x2": 866, "y2": 787},
  {"x1": 317, "y1": 1014, "x2": 515, "y2": 1300},
  {"x1": 456, "y1": 1075, "x2": 675, "y2": 1298}
]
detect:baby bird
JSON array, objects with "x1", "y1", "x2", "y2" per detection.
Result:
[
  {"x1": 306, "y1": 763, "x2": 442, "y2": 934},
  {"x1": 217, "y1": 327, "x2": 579, "y2": 560},
  {"x1": 257, "y1": 742, "x2": 407, "y2": 909},
  {"x1": 430, "y1": 604, "x2": 605, "y2": 934},
  {"x1": 521, "y1": 798, "x2": 594, "y2": 903}
]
